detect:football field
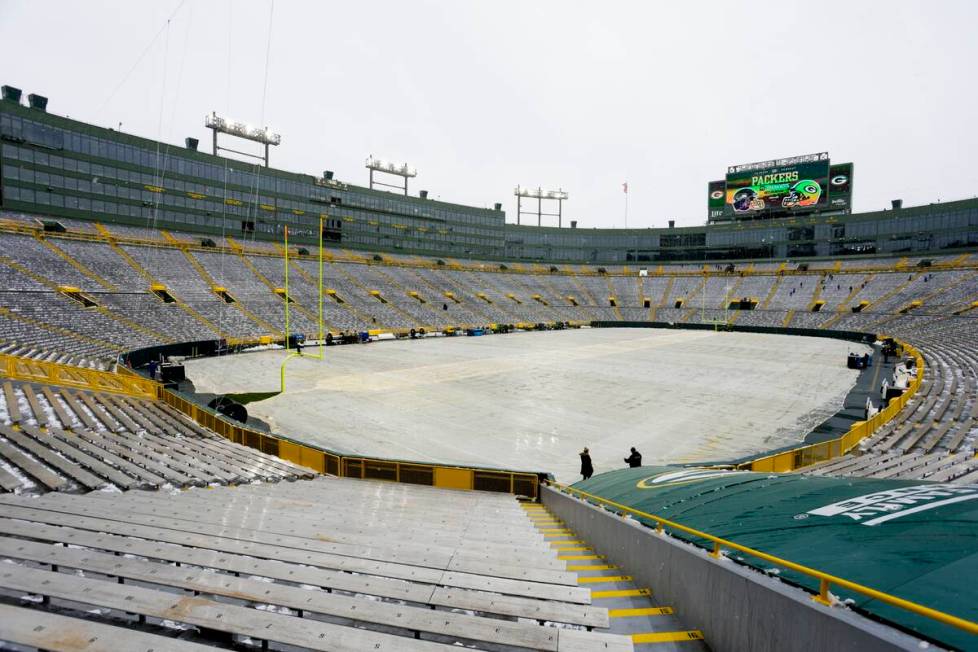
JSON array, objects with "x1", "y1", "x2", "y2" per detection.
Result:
[{"x1": 185, "y1": 328, "x2": 867, "y2": 482}]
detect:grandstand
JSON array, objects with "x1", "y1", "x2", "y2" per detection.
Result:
[{"x1": 1, "y1": 89, "x2": 977, "y2": 650}]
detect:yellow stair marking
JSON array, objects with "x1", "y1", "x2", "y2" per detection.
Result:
[
  {"x1": 759, "y1": 274, "x2": 783, "y2": 309},
  {"x1": 632, "y1": 631, "x2": 705, "y2": 644},
  {"x1": 560, "y1": 554, "x2": 603, "y2": 560},
  {"x1": 592, "y1": 588, "x2": 651, "y2": 599},
  {"x1": 551, "y1": 541, "x2": 585, "y2": 547},
  {"x1": 555, "y1": 546, "x2": 592, "y2": 552},
  {"x1": 567, "y1": 564, "x2": 617, "y2": 571},
  {"x1": 609, "y1": 607, "x2": 674, "y2": 617},
  {"x1": 35, "y1": 235, "x2": 117, "y2": 291},
  {"x1": 541, "y1": 528, "x2": 572, "y2": 533},
  {"x1": 577, "y1": 575, "x2": 633, "y2": 584},
  {"x1": 103, "y1": 241, "x2": 225, "y2": 337},
  {"x1": 181, "y1": 248, "x2": 279, "y2": 334},
  {"x1": 235, "y1": 247, "x2": 322, "y2": 326}
]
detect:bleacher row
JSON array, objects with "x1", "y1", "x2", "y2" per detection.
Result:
[
  {"x1": 0, "y1": 474, "x2": 640, "y2": 651},
  {"x1": 802, "y1": 321, "x2": 978, "y2": 483},
  {"x1": 0, "y1": 228, "x2": 975, "y2": 353},
  {"x1": 0, "y1": 380, "x2": 313, "y2": 494}
]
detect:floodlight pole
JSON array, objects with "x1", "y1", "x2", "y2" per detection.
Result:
[
  {"x1": 205, "y1": 112, "x2": 280, "y2": 167},
  {"x1": 366, "y1": 157, "x2": 416, "y2": 195},
  {"x1": 514, "y1": 186, "x2": 568, "y2": 227}
]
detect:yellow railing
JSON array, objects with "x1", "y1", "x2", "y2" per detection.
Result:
[
  {"x1": 159, "y1": 388, "x2": 541, "y2": 497},
  {"x1": 0, "y1": 353, "x2": 158, "y2": 399},
  {"x1": 741, "y1": 340, "x2": 925, "y2": 473},
  {"x1": 550, "y1": 482, "x2": 978, "y2": 637}
]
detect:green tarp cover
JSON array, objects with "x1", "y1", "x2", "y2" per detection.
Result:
[{"x1": 573, "y1": 467, "x2": 978, "y2": 650}]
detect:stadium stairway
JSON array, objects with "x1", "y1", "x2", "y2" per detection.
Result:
[
  {"x1": 0, "y1": 477, "x2": 639, "y2": 651},
  {"x1": 522, "y1": 502, "x2": 707, "y2": 650}
]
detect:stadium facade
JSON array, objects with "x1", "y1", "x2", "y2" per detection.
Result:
[{"x1": 2, "y1": 90, "x2": 977, "y2": 264}]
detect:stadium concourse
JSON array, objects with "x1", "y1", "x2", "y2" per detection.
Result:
[{"x1": 0, "y1": 211, "x2": 977, "y2": 650}]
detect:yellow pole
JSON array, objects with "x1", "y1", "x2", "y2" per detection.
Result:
[
  {"x1": 280, "y1": 219, "x2": 327, "y2": 393},
  {"x1": 284, "y1": 225, "x2": 290, "y2": 353},
  {"x1": 319, "y1": 214, "x2": 324, "y2": 358}
]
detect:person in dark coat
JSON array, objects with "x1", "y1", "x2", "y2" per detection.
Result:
[
  {"x1": 624, "y1": 447, "x2": 642, "y2": 468},
  {"x1": 579, "y1": 448, "x2": 594, "y2": 480}
]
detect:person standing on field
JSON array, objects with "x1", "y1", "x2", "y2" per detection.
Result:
[
  {"x1": 579, "y1": 448, "x2": 594, "y2": 480},
  {"x1": 624, "y1": 447, "x2": 642, "y2": 468}
]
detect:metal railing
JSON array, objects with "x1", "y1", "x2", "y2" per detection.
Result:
[
  {"x1": 740, "y1": 339, "x2": 924, "y2": 472},
  {"x1": 550, "y1": 482, "x2": 978, "y2": 637},
  {"x1": 0, "y1": 353, "x2": 158, "y2": 399}
]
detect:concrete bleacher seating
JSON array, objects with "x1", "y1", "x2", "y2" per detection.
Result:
[
  {"x1": 0, "y1": 381, "x2": 312, "y2": 494},
  {"x1": 0, "y1": 476, "x2": 636, "y2": 650}
]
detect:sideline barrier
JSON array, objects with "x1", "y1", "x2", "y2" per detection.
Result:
[
  {"x1": 159, "y1": 388, "x2": 542, "y2": 497},
  {"x1": 549, "y1": 481, "x2": 978, "y2": 639},
  {"x1": 0, "y1": 353, "x2": 158, "y2": 399},
  {"x1": 742, "y1": 339, "x2": 924, "y2": 472}
]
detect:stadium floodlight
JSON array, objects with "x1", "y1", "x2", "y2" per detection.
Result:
[
  {"x1": 513, "y1": 186, "x2": 569, "y2": 227},
  {"x1": 728, "y1": 152, "x2": 828, "y2": 175},
  {"x1": 205, "y1": 112, "x2": 281, "y2": 167},
  {"x1": 205, "y1": 112, "x2": 281, "y2": 146},
  {"x1": 366, "y1": 156, "x2": 418, "y2": 178},
  {"x1": 366, "y1": 156, "x2": 417, "y2": 195},
  {"x1": 514, "y1": 186, "x2": 570, "y2": 201}
]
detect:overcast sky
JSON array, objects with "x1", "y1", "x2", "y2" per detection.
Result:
[{"x1": 2, "y1": 0, "x2": 976, "y2": 228}]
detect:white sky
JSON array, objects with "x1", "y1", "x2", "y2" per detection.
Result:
[{"x1": 2, "y1": 0, "x2": 976, "y2": 228}]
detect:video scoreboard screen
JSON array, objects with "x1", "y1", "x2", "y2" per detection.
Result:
[
  {"x1": 707, "y1": 153, "x2": 853, "y2": 222},
  {"x1": 724, "y1": 152, "x2": 830, "y2": 216}
]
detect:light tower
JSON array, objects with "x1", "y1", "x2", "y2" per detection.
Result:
[
  {"x1": 514, "y1": 186, "x2": 569, "y2": 227},
  {"x1": 204, "y1": 112, "x2": 281, "y2": 167},
  {"x1": 366, "y1": 156, "x2": 417, "y2": 195}
]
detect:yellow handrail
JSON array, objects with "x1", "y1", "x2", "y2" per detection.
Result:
[
  {"x1": 550, "y1": 482, "x2": 978, "y2": 636},
  {"x1": 0, "y1": 353, "x2": 158, "y2": 399}
]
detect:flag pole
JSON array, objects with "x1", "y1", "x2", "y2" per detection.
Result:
[{"x1": 623, "y1": 181, "x2": 629, "y2": 228}]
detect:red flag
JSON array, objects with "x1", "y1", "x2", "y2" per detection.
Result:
[{"x1": 622, "y1": 182, "x2": 628, "y2": 194}]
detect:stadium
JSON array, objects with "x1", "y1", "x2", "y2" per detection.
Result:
[{"x1": 1, "y1": 4, "x2": 978, "y2": 650}]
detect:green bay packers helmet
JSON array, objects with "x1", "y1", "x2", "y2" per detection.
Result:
[{"x1": 782, "y1": 179, "x2": 821, "y2": 208}]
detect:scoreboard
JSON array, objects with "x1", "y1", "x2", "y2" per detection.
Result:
[{"x1": 708, "y1": 153, "x2": 853, "y2": 222}]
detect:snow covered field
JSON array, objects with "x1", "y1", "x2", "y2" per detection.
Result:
[{"x1": 185, "y1": 328, "x2": 867, "y2": 482}]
